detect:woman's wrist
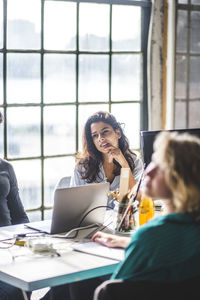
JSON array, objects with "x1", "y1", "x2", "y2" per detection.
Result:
[
  {"x1": 119, "y1": 157, "x2": 129, "y2": 168},
  {"x1": 120, "y1": 236, "x2": 131, "y2": 248},
  {"x1": 121, "y1": 163, "x2": 129, "y2": 168}
]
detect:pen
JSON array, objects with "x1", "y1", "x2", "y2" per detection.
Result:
[
  {"x1": 15, "y1": 232, "x2": 45, "y2": 238},
  {"x1": 24, "y1": 224, "x2": 48, "y2": 234}
]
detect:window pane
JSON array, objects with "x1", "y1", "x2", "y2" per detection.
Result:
[
  {"x1": 7, "y1": 107, "x2": 41, "y2": 158},
  {"x1": 175, "y1": 55, "x2": 187, "y2": 99},
  {"x1": 0, "y1": 54, "x2": 3, "y2": 104},
  {"x1": 12, "y1": 160, "x2": 41, "y2": 210},
  {"x1": 112, "y1": 54, "x2": 141, "y2": 101},
  {"x1": 78, "y1": 104, "x2": 109, "y2": 151},
  {"x1": 189, "y1": 101, "x2": 200, "y2": 128},
  {"x1": 27, "y1": 211, "x2": 41, "y2": 222},
  {"x1": 44, "y1": 156, "x2": 75, "y2": 206},
  {"x1": 44, "y1": 54, "x2": 76, "y2": 103},
  {"x1": 190, "y1": 11, "x2": 200, "y2": 53},
  {"x1": 44, "y1": 106, "x2": 76, "y2": 156},
  {"x1": 112, "y1": 5, "x2": 141, "y2": 51},
  {"x1": 7, "y1": 53, "x2": 40, "y2": 103},
  {"x1": 44, "y1": 209, "x2": 52, "y2": 220},
  {"x1": 111, "y1": 103, "x2": 140, "y2": 149},
  {"x1": 189, "y1": 56, "x2": 200, "y2": 98},
  {"x1": 191, "y1": 0, "x2": 200, "y2": 4},
  {"x1": 7, "y1": 0, "x2": 41, "y2": 49},
  {"x1": 178, "y1": 0, "x2": 188, "y2": 3},
  {"x1": 44, "y1": 1, "x2": 76, "y2": 50},
  {"x1": 176, "y1": 10, "x2": 187, "y2": 53},
  {"x1": 79, "y1": 3, "x2": 109, "y2": 51},
  {"x1": 0, "y1": 0, "x2": 3, "y2": 48},
  {"x1": 175, "y1": 101, "x2": 187, "y2": 129},
  {"x1": 79, "y1": 55, "x2": 109, "y2": 102}
]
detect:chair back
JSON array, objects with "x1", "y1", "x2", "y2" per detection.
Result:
[
  {"x1": 56, "y1": 176, "x2": 71, "y2": 189},
  {"x1": 93, "y1": 277, "x2": 200, "y2": 300}
]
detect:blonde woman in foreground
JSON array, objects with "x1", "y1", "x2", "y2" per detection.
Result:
[
  {"x1": 43, "y1": 132, "x2": 200, "y2": 300},
  {"x1": 93, "y1": 132, "x2": 200, "y2": 283}
]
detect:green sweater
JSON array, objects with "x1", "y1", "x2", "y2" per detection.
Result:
[{"x1": 112, "y1": 213, "x2": 200, "y2": 282}]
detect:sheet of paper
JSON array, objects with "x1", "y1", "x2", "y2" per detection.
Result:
[
  {"x1": 0, "y1": 231, "x2": 15, "y2": 241},
  {"x1": 119, "y1": 168, "x2": 130, "y2": 201},
  {"x1": 0, "y1": 225, "x2": 47, "y2": 241},
  {"x1": 72, "y1": 241, "x2": 124, "y2": 261}
]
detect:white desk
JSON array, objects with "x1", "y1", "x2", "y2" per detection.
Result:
[{"x1": 0, "y1": 223, "x2": 119, "y2": 293}]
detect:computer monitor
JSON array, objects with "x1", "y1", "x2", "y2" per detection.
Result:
[{"x1": 140, "y1": 128, "x2": 200, "y2": 166}]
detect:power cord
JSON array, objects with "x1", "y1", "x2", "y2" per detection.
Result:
[
  {"x1": 52, "y1": 223, "x2": 100, "y2": 239},
  {"x1": 0, "y1": 206, "x2": 114, "y2": 249},
  {"x1": 0, "y1": 238, "x2": 16, "y2": 249},
  {"x1": 53, "y1": 205, "x2": 113, "y2": 239}
]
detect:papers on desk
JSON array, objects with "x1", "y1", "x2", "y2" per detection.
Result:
[
  {"x1": 0, "y1": 231, "x2": 15, "y2": 241},
  {"x1": 0, "y1": 224, "x2": 44, "y2": 241},
  {"x1": 72, "y1": 241, "x2": 124, "y2": 261}
]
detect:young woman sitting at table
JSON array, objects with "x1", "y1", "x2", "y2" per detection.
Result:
[
  {"x1": 93, "y1": 131, "x2": 200, "y2": 285},
  {"x1": 41, "y1": 111, "x2": 143, "y2": 300},
  {"x1": 70, "y1": 111, "x2": 143, "y2": 206}
]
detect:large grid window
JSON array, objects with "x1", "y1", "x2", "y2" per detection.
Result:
[
  {"x1": 0, "y1": 0, "x2": 151, "y2": 221},
  {"x1": 175, "y1": 0, "x2": 200, "y2": 129}
]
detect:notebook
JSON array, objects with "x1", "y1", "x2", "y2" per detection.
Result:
[
  {"x1": 25, "y1": 182, "x2": 110, "y2": 235},
  {"x1": 73, "y1": 241, "x2": 124, "y2": 261}
]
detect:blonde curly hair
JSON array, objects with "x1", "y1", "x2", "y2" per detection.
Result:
[{"x1": 153, "y1": 131, "x2": 200, "y2": 221}]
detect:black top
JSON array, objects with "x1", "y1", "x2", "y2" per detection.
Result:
[{"x1": 0, "y1": 159, "x2": 29, "y2": 226}]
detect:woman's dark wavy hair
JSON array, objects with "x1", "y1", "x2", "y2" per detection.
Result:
[{"x1": 76, "y1": 111, "x2": 136, "y2": 183}]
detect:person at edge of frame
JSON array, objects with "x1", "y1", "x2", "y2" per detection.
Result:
[{"x1": 0, "y1": 111, "x2": 30, "y2": 300}]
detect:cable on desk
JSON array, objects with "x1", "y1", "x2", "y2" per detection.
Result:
[
  {"x1": 53, "y1": 205, "x2": 113, "y2": 239},
  {"x1": 0, "y1": 233, "x2": 47, "y2": 249},
  {"x1": 52, "y1": 223, "x2": 100, "y2": 239},
  {"x1": 0, "y1": 238, "x2": 16, "y2": 249}
]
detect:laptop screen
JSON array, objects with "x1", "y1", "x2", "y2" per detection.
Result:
[{"x1": 51, "y1": 182, "x2": 110, "y2": 234}]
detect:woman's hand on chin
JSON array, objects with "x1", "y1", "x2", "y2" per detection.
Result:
[{"x1": 106, "y1": 146, "x2": 128, "y2": 167}]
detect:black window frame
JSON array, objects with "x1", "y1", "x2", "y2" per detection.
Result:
[
  {"x1": 0, "y1": 0, "x2": 151, "y2": 219},
  {"x1": 175, "y1": 0, "x2": 200, "y2": 128}
]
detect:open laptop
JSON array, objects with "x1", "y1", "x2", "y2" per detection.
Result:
[{"x1": 25, "y1": 182, "x2": 110, "y2": 235}]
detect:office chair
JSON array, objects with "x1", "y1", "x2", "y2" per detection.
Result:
[
  {"x1": 56, "y1": 176, "x2": 71, "y2": 189},
  {"x1": 93, "y1": 277, "x2": 200, "y2": 300}
]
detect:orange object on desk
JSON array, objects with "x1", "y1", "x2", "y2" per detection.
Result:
[{"x1": 139, "y1": 195, "x2": 154, "y2": 226}]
